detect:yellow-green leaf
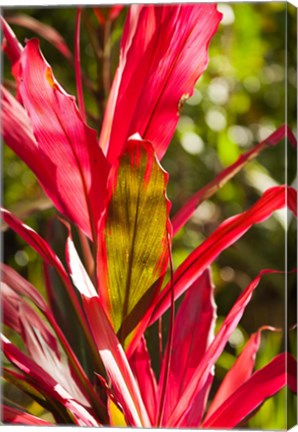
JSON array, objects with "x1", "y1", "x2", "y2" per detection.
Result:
[{"x1": 97, "y1": 138, "x2": 171, "y2": 344}]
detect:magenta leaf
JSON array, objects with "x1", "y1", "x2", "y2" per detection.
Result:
[
  {"x1": 202, "y1": 353, "x2": 296, "y2": 428},
  {"x1": 129, "y1": 336, "x2": 158, "y2": 424},
  {"x1": 2, "y1": 263, "x2": 107, "y2": 421},
  {"x1": 66, "y1": 234, "x2": 151, "y2": 427},
  {"x1": 2, "y1": 209, "x2": 104, "y2": 377},
  {"x1": 165, "y1": 269, "x2": 284, "y2": 426},
  {"x1": 2, "y1": 335, "x2": 100, "y2": 426},
  {"x1": 159, "y1": 268, "x2": 216, "y2": 425},
  {"x1": 151, "y1": 186, "x2": 297, "y2": 324},
  {"x1": 1, "y1": 17, "x2": 22, "y2": 79},
  {"x1": 2, "y1": 405, "x2": 53, "y2": 425},
  {"x1": 99, "y1": 4, "x2": 222, "y2": 163},
  {"x1": 17, "y1": 39, "x2": 110, "y2": 239},
  {"x1": 2, "y1": 282, "x2": 59, "y2": 356},
  {"x1": 205, "y1": 326, "x2": 278, "y2": 419}
]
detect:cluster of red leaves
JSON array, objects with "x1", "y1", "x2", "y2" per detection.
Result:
[{"x1": 1, "y1": 4, "x2": 297, "y2": 428}]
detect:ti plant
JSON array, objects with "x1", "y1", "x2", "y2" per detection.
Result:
[{"x1": 1, "y1": 4, "x2": 297, "y2": 428}]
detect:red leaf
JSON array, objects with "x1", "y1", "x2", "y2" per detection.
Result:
[
  {"x1": 288, "y1": 187, "x2": 297, "y2": 216},
  {"x1": 1, "y1": 17, "x2": 22, "y2": 79},
  {"x1": 205, "y1": 326, "x2": 277, "y2": 420},
  {"x1": 99, "y1": 4, "x2": 222, "y2": 163},
  {"x1": 19, "y1": 303, "x2": 90, "y2": 406},
  {"x1": 2, "y1": 405, "x2": 53, "y2": 425},
  {"x1": 1, "y1": 86, "x2": 43, "y2": 173},
  {"x1": 2, "y1": 263, "x2": 105, "y2": 417},
  {"x1": 2, "y1": 282, "x2": 59, "y2": 356},
  {"x1": 129, "y1": 336, "x2": 158, "y2": 424},
  {"x1": 165, "y1": 269, "x2": 283, "y2": 426},
  {"x1": 1, "y1": 335, "x2": 99, "y2": 426},
  {"x1": 202, "y1": 353, "x2": 296, "y2": 428},
  {"x1": 2, "y1": 209, "x2": 103, "y2": 375},
  {"x1": 150, "y1": 186, "x2": 296, "y2": 324},
  {"x1": 7, "y1": 14, "x2": 72, "y2": 59},
  {"x1": 159, "y1": 268, "x2": 216, "y2": 425},
  {"x1": 18, "y1": 39, "x2": 110, "y2": 239},
  {"x1": 66, "y1": 235, "x2": 151, "y2": 427}
]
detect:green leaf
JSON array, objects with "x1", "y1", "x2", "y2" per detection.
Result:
[{"x1": 98, "y1": 138, "x2": 171, "y2": 344}]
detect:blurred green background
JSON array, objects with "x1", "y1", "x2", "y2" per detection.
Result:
[{"x1": 2, "y1": 3, "x2": 297, "y2": 429}]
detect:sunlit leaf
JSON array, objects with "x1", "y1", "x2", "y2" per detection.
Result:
[
  {"x1": 97, "y1": 138, "x2": 171, "y2": 345},
  {"x1": 202, "y1": 353, "x2": 296, "y2": 428},
  {"x1": 66, "y1": 235, "x2": 151, "y2": 427}
]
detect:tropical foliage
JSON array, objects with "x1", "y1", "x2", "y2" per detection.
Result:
[{"x1": 1, "y1": 3, "x2": 297, "y2": 428}]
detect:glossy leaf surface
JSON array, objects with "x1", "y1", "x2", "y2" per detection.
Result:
[
  {"x1": 166, "y1": 269, "x2": 282, "y2": 426},
  {"x1": 2, "y1": 335, "x2": 99, "y2": 427},
  {"x1": 202, "y1": 353, "x2": 296, "y2": 428},
  {"x1": 99, "y1": 4, "x2": 222, "y2": 163},
  {"x1": 129, "y1": 336, "x2": 158, "y2": 424},
  {"x1": 159, "y1": 268, "x2": 216, "y2": 425},
  {"x1": 18, "y1": 39, "x2": 110, "y2": 239},
  {"x1": 151, "y1": 186, "x2": 297, "y2": 324},
  {"x1": 206, "y1": 326, "x2": 275, "y2": 419}
]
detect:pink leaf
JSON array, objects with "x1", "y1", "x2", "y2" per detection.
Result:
[
  {"x1": 1, "y1": 17, "x2": 22, "y2": 79},
  {"x1": 165, "y1": 269, "x2": 283, "y2": 426},
  {"x1": 288, "y1": 187, "x2": 297, "y2": 216},
  {"x1": 205, "y1": 326, "x2": 277, "y2": 419},
  {"x1": 1, "y1": 86, "x2": 42, "y2": 170},
  {"x1": 18, "y1": 303, "x2": 90, "y2": 406},
  {"x1": 1, "y1": 335, "x2": 99, "y2": 426},
  {"x1": 202, "y1": 353, "x2": 296, "y2": 428},
  {"x1": 129, "y1": 336, "x2": 158, "y2": 424},
  {"x1": 2, "y1": 263, "x2": 105, "y2": 417},
  {"x1": 66, "y1": 235, "x2": 151, "y2": 427},
  {"x1": 2, "y1": 209, "x2": 102, "y2": 372},
  {"x1": 159, "y1": 268, "x2": 216, "y2": 425},
  {"x1": 2, "y1": 405, "x2": 53, "y2": 425},
  {"x1": 7, "y1": 14, "x2": 72, "y2": 59},
  {"x1": 2, "y1": 282, "x2": 59, "y2": 356},
  {"x1": 18, "y1": 39, "x2": 110, "y2": 239},
  {"x1": 1, "y1": 262, "x2": 52, "y2": 314},
  {"x1": 99, "y1": 4, "x2": 222, "y2": 163},
  {"x1": 151, "y1": 186, "x2": 296, "y2": 324}
]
